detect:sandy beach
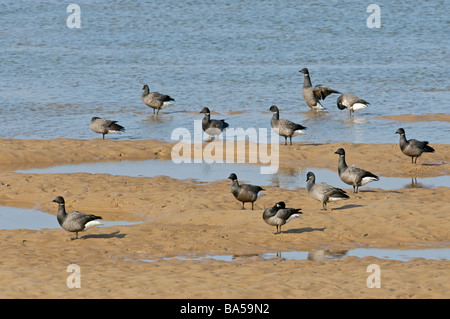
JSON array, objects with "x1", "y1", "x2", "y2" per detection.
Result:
[
  {"x1": 2, "y1": 0, "x2": 449, "y2": 302},
  {"x1": 0, "y1": 137, "x2": 448, "y2": 299}
]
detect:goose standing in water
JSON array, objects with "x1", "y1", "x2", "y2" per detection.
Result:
[
  {"x1": 90, "y1": 117, "x2": 125, "y2": 139},
  {"x1": 306, "y1": 171, "x2": 349, "y2": 211},
  {"x1": 141, "y1": 84, "x2": 175, "y2": 115},
  {"x1": 228, "y1": 173, "x2": 264, "y2": 210},
  {"x1": 299, "y1": 68, "x2": 341, "y2": 110},
  {"x1": 395, "y1": 128, "x2": 435, "y2": 164},
  {"x1": 334, "y1": 148, "x2": 379, "y2": 193},
  {"x1": 336, "y1": 93, "x2": 370, "y2": 116},
  {"x1": 52, "y1": 196, "x2": 102, "y2": 240},
  {"x1": 262, "y1": 201, "x2": 302, "y2": 234},
  {"x1": 200, "y1": 107, "x2": 229, "y2": 141},
  {"x1": 269, "y1": 105, "x2": 307, "y2": 145}
]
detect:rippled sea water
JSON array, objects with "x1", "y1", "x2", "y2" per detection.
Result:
[{"x1": 1, "y1": 1, "x2": 449, "y2": 143}]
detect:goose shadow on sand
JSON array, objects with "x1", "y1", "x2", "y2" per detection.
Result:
[
  {"x1": 421, "y1": 163, "x2": 445, "y2": 167},
  {"x1": 79, "y1": 231, "x2": 126, "y2": 240},
  {"x1": 330, "y1": 204, "x2": 364, "y2": 211},
  {"x1": 283, "y1": 227, "x2": 326, "y2": 234}
]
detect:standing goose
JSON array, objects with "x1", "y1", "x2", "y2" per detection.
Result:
[
  {"x1": 228, "y1": 173, "x2": 265, "y2": 210},
  {"x1": 306, "y1": 171, "x2": 349, "y2": 211},
  {"x1": 395, "y1": 128, "x2": 435, "y2": 164},
  {"x1": 141, "y1": 84, "x2": 175, "y2": 115},
  {"x1": 299, "y1": 68, "x2": 341, "y2": 110},
  {"x1": 334, "y1": 148, "x2": 379, "y2": 193},
  {"x1": 52, "y1": 196, "x2": 102, "y2": 240},
  {"x1": 90, "y1": 117, "x2": 125, "y2": 139},
  {"x1": 336, "y1": 93, "x2": 370, "y2": 116},
  {"x1": 262, "y1": 201, "x2": 302, "y2": 234},
  {"x1": 200, "y1": 107, "x2": 229, "y2": 141},
  {"x1": 269, "y1": 105, "x2": 307, "y2": 145}
]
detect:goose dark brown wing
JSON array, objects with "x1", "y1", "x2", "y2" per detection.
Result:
[{"x1": 312, "y1": 86, "x2": 341, "y2": 100}]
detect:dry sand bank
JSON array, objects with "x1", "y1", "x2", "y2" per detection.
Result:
[{"x1": 0, "y1": 138, "x2": 449, "y2": 298}]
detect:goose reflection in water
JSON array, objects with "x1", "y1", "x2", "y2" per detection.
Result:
[{"x1": 404, "y1": 177, "x2": 426, "y2": 189}]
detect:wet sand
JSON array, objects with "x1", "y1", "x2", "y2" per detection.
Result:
[
  {"x1": 375, "y1": 113, "x2": 450, "y2": 123},
  {"x1": 0, "y1": 138, "x2": 449, "y2": 298}
]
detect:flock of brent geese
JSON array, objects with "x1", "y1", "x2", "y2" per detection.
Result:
[{"x1": 58, "y1": 67, "x2": 436, "y2": 238}]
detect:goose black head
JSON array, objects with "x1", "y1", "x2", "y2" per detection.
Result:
[
  {"x1": 228, "y1": 173, "x2": 238, "y2": 181},
  {"x1": 200, "y1": 107, "x2": 211, "y2": 114},
  {"x1": 336, "y1": 95, "x2": 346, "y2": 110},
  {"x1": 306, "y1": 171, "x2": 315, "y2": 182},
  {"x1": 334, "y1": 148, "x2": 345, "y2": 156},
  {"x1": 275, "y1": 201, "x2": 286, "y2": 209},
  {"x1": 299, "y1": 68, "x2": 309, "y2": 75},
  {"x1": 269, "y1": 105, "x2": 279, "y2": 113},
  {"x1": 396, "y1": 128, "x2": 405, "y2": 135},
  {"x1": 142, "y1": 84, "x2": 149, "y2": 90},
  {"x1": 52, "y1": 196, "x2": 65, "y2": 204}
]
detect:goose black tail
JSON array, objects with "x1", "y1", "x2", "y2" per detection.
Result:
[{"x1": 424, "y1": 145, "x2": 435, "y2": 153}]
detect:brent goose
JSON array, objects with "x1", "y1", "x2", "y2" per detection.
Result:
[
  {"x1": 200, "y1": 107, "x2": 229, "y2": 141},
  {"x1": 395, "y1": 128, "x2": 435, "y2": 164},
  {"x1": 90, "y1": 117, "x2": 125, "y2": 139},
  {"x1": 299, "y1": 68, "x2": 341, "y2": 110},
  {"x1": 334, "y1": 148, "x2": 379, "y2": 193},
  {"x1": 228, "y1": 173, "x2": 264, "y2": 210},
  {"x1": 306, "y1": 171, "x2": 349, "y2": 210},
  {"x1": 262, "y1": 201, "x2": 302, "y2": 234},
  {"x1": 336, "y1": 93, "x2": 370, "y2": 116},
  {"x1": 52, "y1": 196, "x2": 102, "y2": 240},
  {"x1": 269, "y1": 105, "x2": 307, "y2": 145},
  {"x1": 141, "y1": 84, "x2": 175, "y2": 115}
]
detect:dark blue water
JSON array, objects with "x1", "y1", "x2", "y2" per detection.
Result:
[{"x1": 1, "y1": 1, "x2": 449, "y2": 143}]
